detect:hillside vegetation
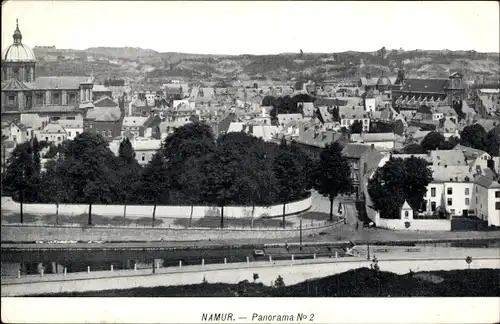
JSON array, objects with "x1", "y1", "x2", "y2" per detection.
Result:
[{"x1": 33, "y1": 47, "x2": 500, "y2": 82}]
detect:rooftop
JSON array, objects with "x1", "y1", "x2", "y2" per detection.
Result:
[
  {"x1": 342, "y1": 143, "x2": 373, "y2": 159},
  {"x1": 33, "y1": 76, "x2": 90, "y2": 90},
  {"x1": 122, "y1": 116, "x2": 149, "y2": 127}
]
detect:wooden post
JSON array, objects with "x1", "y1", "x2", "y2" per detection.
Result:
[
  {"x1": 111, "y1": 264, "x2": 114, "y2": 272},
  {"x1": 179, "y1": 261, "x2": 182, "y2": 268},
  {"x1": 87, "y1": 266, "x2": 90, "y2": 274},
  {"x1": 64, "y1": 268, "x2": 67, "y2": 276},
  {"x1": 134, "y1": 263, "x2": 137, "y2": 271}
]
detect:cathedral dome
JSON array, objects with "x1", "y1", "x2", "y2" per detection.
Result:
[
  {"x1": 377, "y1": 75, "x2": 391, "y2": 86},
  {"x1": 1, "y1": 20, "x2": 36, "y2": 63}
]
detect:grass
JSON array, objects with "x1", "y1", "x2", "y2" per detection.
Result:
[
  {"x1": 31, "y1": 268, "x2": 500, "y2": 297},
  {"x1": 173, "y1": 216, "x2": 294, "y2": 229},
  {"x1": 1, "y1": 213, "x2": 157, "y2": 227}
]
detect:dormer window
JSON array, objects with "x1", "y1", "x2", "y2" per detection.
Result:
[{"x1": 52, "y1": 92, "x2": 61, "y2": 105}]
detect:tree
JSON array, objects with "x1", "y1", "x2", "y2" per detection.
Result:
[
  {"x1": 421, "y1": 132, "x2": 445, "y2": 152},
  {"x1": 460, "y1": 124, "x2": 487, "y2": 151},
  {"x1": 262, "y1": 95, "x2": 275, "y2": 107},
  {"x1": 53, "y1": 133, "x2": 120, "y2": 225},
  {"x1": 2, "y1": 142, "x2": 34, "y2": 223},
  {"x1": 135, "y1": 151, "x2": 168, "y2": 227},
  {"x1": 485, "y1": 128, "x2": 500, "y2": 157},
  {"x1": 117, "y1": 138, "x2": 142, "y2": 223},
  {"x1": 253, "y1": 273, "x2": 259, "y2": 282},
  {"x1": 312, "y1": 142, "x2": 353, "y2": 221},
  {"x1": 273, "y1": 145, "x2": 306, "y2": 227},
  {"x1": 39, "y1": 158, "x2": 68, "y2": 224},
  {"x1": 465, "y1": 256, "x2": 472, "y2": 269},
  {"x1": 274, "y1": 275, "x2": 285, "y2": 288},
  {"x1": 368, "y1": 157, "x2": 433, "y2": 219},
  {"x1": 350, "y1": 120, "x2": 363, "y2": 134}
]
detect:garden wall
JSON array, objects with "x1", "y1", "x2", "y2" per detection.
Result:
[
  {"x1": 0, "y1": 195, "x2": 312, "y2": 219},
  {"x1": 376, "y1": 217, "x2": 451, "y2": 231}
]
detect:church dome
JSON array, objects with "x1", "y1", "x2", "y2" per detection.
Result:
[
  {"x1": 1, "y1": 20, "x2": 36, "y2": 63},
  {"x1": 377, "y1": 75, "x2": 391, "y2": 86}
]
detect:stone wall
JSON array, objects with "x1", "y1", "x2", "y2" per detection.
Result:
[{"x1": 0, "y1": 195, "x2": 312, "y2": 219}]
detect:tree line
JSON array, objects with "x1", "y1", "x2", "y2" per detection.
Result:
[{"x1": 2, "y1": 123, "x2": 355, "y2": 227}]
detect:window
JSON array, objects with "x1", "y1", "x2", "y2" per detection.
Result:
[
  {"x1": 76, "y1": 132, "x2": 79, "y2": 136},
  {"x1": 107, "y1": 130, "x2": 112, "y2": 137},
  {"x1": 8, "y1": 95, "x2": 15, "y2": 105},
  {"x1": 465, "y1": 188, "x2": 469, "y2": 195},
  {"x1": 465, "y1": 198, "x2": 470, "y2": 205},
  {"x1": 496, "y1": 191, "x2": 500, "y2": 198},
  {"x1": 496, "y1": 202, "x2": 500, "y2": 210},
  {"x1": 35, "y1": 92, "x2": 44, "y2": 105},
  {"x1": 57, "y1": 136, "x2": 61, "y2": 141},
  {"x1": 352, "y1": 161, "x2": 359, "y2": 169},
  {"x1": 450, "y1": 209, "x2": 455, "y2": 214},
  {"x1": 52, "y1": 92, "x2": 61, "y2": 105},
  {"x1": 68, "y1": 93, "x2": 77, "y2": 105},
  {"x1": 476, "y1": 197, "x2": 478, "y2": 204},
  {"x1": 431, "y1": 187, "x2": 436, "y2": 197},
  {"x1": 404, "y1": 211, "x2": 409, "y2": 219},
  {"x1": 476, "y1": 186, "x2": 478, "y2": 193},
  {"x1": 431, "y1": 202, "x2": 436, "y2": 212},
  {"x1": 447, "y1": 198, "x2": 452, "y2": 206},
  {"x1": 141, "y1": 153, "x2": 145, "y2": 161},
  {"x1": 353, "y1": 173, "x2": 359, "y2": 181},
  {"x1": 447, "y1": 187, "x2": 452, "y2": 195}
]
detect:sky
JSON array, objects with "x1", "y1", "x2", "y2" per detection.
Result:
[{"x1": 2, "y1": 1, "x2": 499, "y2": 55}]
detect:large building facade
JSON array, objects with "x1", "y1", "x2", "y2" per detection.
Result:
[{"x1": 1, "y1": 21, "x2": 97, "y2": 124}]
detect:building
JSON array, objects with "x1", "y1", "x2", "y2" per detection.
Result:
[
  {"x1": 36, "y1": 122, "x2": 67, "y2": 145},
  {"x1": 92, "y1": 84, "x2": 113, "y2": 101},
  {"x1": 2, "y1": 21, "x2": 94, "y2": 123},
  {"x1": 84, "y1": 96, "x2": 123, "y2": 141},
  {"x1": 392, "y1": 72, "x2": 465, "y2": 111},
  {"x1": 8, "y1": 121, "x2": 31, "y2": 144},
  {"x1": 57, "y1": 118, "x2": 83, "y2": 140},
  {"x1": 339, "y1": 106, "x2": 370, "y2": 132},
  {"x1": 350, "y1": 132, "x2": 404, "y2": 151}
]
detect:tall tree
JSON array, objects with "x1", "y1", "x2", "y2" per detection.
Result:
[
  {"x1": 460, "y1": 124, "x2": 487, "y2": 151},
  {"x1": 2, "y1": 142, "x2": 34, "y2": 223},
  {"x1": 350, "y1": 120, "x2": 363, "y2": 134},
  {"x1": 421, "y1": 131, "x2": 445, "y2": 152},
  {"x1": 273, "y1": 145, "x2": 306, "y2": 227},
  {"x1": 117, "y1": 138, "x2": 142, "y2": 222},
  {"x1": 135, "y1": 151, "x2": 169, "y2": 227},
  {"x1": 368, "y1": 157, "x2": 432, "y2": 219},
  {"x1": 312, "y1": 142, "x2": 353, "y2": 221}
]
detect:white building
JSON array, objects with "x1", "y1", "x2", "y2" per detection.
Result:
[
  {"x1": 364, "y1": 98, "x2": 376, "y2": 112},
  {"x1": 339, "y1": 106, "x2": 370, "y2": 132},
  {"x1": 8, "y1": 122, "x2": 32, "y2": 144},
  {"x1": 57, "y1": 118, "x2": 83, "y2": 140},
  {"x1": 36, "y1": 123, "x2": 67, "y2": 145}
]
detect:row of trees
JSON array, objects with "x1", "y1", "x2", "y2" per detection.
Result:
[{"x1": 3, "y1": 123, "x2": 355, "y2": 227}]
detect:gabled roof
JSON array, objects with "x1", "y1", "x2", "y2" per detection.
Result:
[
  {"x1": 454, "y1": 144, "x2": 488, "y2": 159},
  {"x1": 2, "y1": 78, "x2": 32, "y2": 91},
  {"x1": 94, "y1": 96, "x2": 117, "y2": 107},
  {"x1": 32, "y1": 76, "x2": 89, "y2": 90},
  {"x1": 123, "y1": 116, "x2": 149, "y2": 127},
  {"x1": 341, "y1": 143, "x2": 373, "y2": 159},
  {"x1": 93, "y1": 84, "x2": 111, "y2": 92},
  {"x1": 41, "y1": 123, "x2": 66, "y2": 134},
  {"x1": 401, "y1": 78, "x2": 449, "y2": 94},
  {"x1": 401, "y1": 200, "x2": 412, "y2": 210},
  {"x1": 10, "y1": 121, "x2": 27, "y2": 131},
  {"x1": 474, "y1": 175, "x2": 500, "y2": 189},
  {"x1": 57, "y1": 119, "x2": 83, "y2": 129},
  {"x1": 302, "y1": 102, "x2": 315, "y2": 117},
  {"x1": 85, "y1": 107, "x2": 121, "y2": 122},
  {"x1": 430, "y1": 149, "x2": 467, "y2": 167},
  {"x1": 317, "y1": 106, "x2": 332, "y2": 123}
]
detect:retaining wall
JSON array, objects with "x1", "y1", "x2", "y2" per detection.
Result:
[
  {"x1": 1, "y1": 221, "x2": 335, "y2": 242},
  {"x1": 0, "y1": 195, "x2": 312, "y2": 219},
  {"x1": 2, "y1": 258, "x2": 498, "y2": 296}
]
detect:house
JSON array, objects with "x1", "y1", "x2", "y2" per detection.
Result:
[
  {"x1": 226, "y1": 122, "x2": 279, "y2": 142},
  {"x1": 92, "y1": 84, "x2": 113, "y2": 101},
  {"x1": 84, "y1": 105, "x2": 122, "y2": 141},
  {"x1": 57, "y1": 118, "x2": 83, "y2": 140},
  {"x1": 454, "y1": 144, "x2": 493, "y2": 172},
  {"x1": 277, "y1": 113, "x2": 303, "y2": 128},
  {"x1": 20, "y1": 113, "x2": 49, "y2": 132},
  {"x1": 339, "y1": 106, "x2": 370, "y2": 132},
  {"x1": 429, "y1": 150, "x2": 467, "y2": 167},
  {"x1": 133, "y1": 138, "x2": 162, "y2": 165},
  {"x1": 37, "y1": 122, "x2": 67, "y2": 145},
  {"x1": 122, "y1": 116, "x2": 151, "y2": 138},
  {"x1": 350, "y1": 133, "x2": 403, "y2": 151},
  {"x1": 341, "y1": 143, "x2": 383, "y2": 199},
  {"x1": 8, "y1": 122, "x2": 31, "y2": 144},
  {"x1": 299, "y1": 102, "x2": 315, "y2": 117}
]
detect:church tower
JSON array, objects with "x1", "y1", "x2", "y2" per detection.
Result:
[{"x1": 1, "y1": 19, "x2": 37, "y2": 83}]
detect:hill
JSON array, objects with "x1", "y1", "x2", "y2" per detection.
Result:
[
  {"x1": 32, "y1": 47, "x2": 500, "y2": 84},
  {"x1": 31, "y1": 268, "x2": 500, "y2": 297}
]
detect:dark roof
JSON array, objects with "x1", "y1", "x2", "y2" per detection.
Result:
[
  {"x1": 32, "y1": 76, "x2": 89, "y2": 90},
  {"x1": 401, "y1": 79, "x2": 449, "y2": 93},
  {"x1": 315, "y1": 98, "x2": 347, "y2": 107},
  {"x1": 94, "y1": 96, "x2": 117, "y2": 108},
  {"x1": 474, "y1": 175, "x2": 500, "y2": 189},
  {"x1": 341, "y1": 143, "x2": 372, "y2": 159},
  {"x1": 2, "y1": 79, "x2": 32, "y2": 91}
]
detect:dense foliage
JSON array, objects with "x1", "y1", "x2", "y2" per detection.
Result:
[
  {"x1": 3, "y1": 123, "x2": 330, "y2": 226},
  {"x1": 460, "y1": 124, "x2": 499, "y2": 157},
  {"x1": 368, "y1": 157, "x2": 433, "y2": 219}
]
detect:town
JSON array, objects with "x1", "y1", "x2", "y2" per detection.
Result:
[{"x1": 1, "y1": 7, "x2": 500, "y2": 306}]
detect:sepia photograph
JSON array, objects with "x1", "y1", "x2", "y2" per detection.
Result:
[{"x1": 1, "y1": 1, "x2": 499, "y2": 323}]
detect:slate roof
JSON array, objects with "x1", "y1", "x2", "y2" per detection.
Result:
[
  {"x1": 341, "y1": 143, "x2": 373, "y2": 159},
  {"x1": 454, "y1": 144, "x2": 488, "y2": 159},
  {"x1": 2, "y1": 78, "x2": 31, "y2": 91},
  {"x1": 32, "y1": 76, "x2": 89, "y2": 90},
  {"x1": 315, "y1": 98, "x2": 348, "y2": 107},
  {"x1": 430, "y1": 150, "x2": 467, "y2": 167},
  {"x1": 474, "y1": 175, "x2": 500, "y2": 189},
  {"x1": 430, "y1": 165, "x2": 474, "y2": 183},
  {"x1": 277, "y1": 114, "x2": 303, "y2": 126},
  {"x1": 317, "y1": 106, "x2": 333, "y2": 123},
  {"x1": 302, "y1": 102, "x2": 315, "y2": 117},
  {"x1": 94, "y1": 96, "x2": 117, "y2": 107},
  {"x1": 339, "y1": 106, "x2": 369, "y2": 120},
  {"x1": 41, "y1": 123, "x2": 66, "y2": 134},
  {"x1": 85, "y1": 107, "x2": 121, "y2": 122},
  {"x1": 351, "y1": 132, "x2": 401, "y2": 143},
  {"x1": 401, "y1": 79, "x2": 449, "y2": 93},
  {"x1": 122, "y1": 116, "x2": 149, "y2": 127}
]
